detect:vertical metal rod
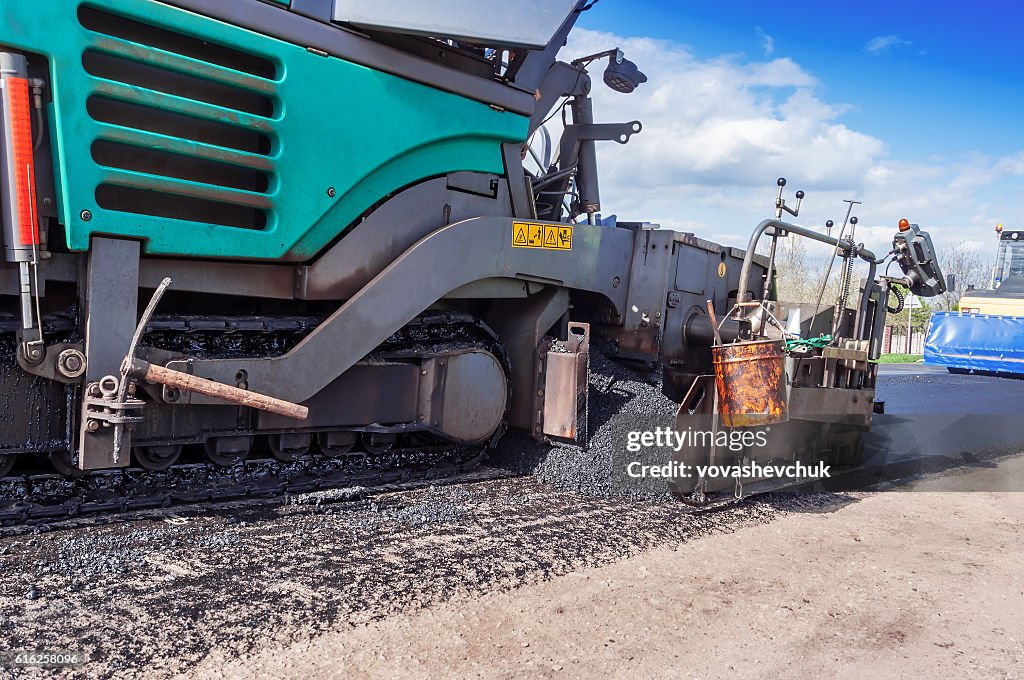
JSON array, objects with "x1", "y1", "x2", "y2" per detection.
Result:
[
  {"x1": 991, "y1": 226, "x2": 1003, "y2": 287},
  {"x1": 18, "y1": 262, "x2": 32, "y2": 330},
  {"x1": 827, "y1": 200, "x2": 861, "y2": 338},
  {"x1": 905, "y1": 298, "x2": 913, "y2": 354},
  {"x1": 26, "y1": 164, "x2": 43, "y2": 346},
  {"x1": 112, "y1": 277, "x2": 173, "y2": 463},
  {"x1": 834, "y1": 201, "x2": 857, "y2": 255},
  {"x1": 708, "y1": 383, "x2": 720, "y2": 484},
  {"x1": 570, "y1": 94, "x2": 600, "y2": 217},
  {"x1": 706, "y1": 300, "x2": 723, "y2": 345},
  {"x1": 759, "y1": 234, "x2": 779, "y2": 335}
]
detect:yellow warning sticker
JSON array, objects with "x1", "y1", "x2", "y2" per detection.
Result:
[
  {"x1": 717, "y1": 262, "x2": 727, "y2": 278},
  {"x1": 544, "y1": 225, "x2": 559, "y2": 248},
  {"x1": 513, "y1": 224, "x2": 529, "y2": 247},
  {"x1": 528, "y1": 223, "x2": 543, "y2": 247},
  {"x1": 513, "y1": 222, "x2": 572, "y2": 250},
  {"x1": 557, "y1": 226, "x2": 573, "y2": 249}
]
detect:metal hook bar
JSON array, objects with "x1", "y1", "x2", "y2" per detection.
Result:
[{"x1": 112, "y1": 277, "x2": 173, "y2": 463}]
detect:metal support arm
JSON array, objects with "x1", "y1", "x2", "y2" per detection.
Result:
[
  {"x1": 161, "y1": 217, "x2": 634, "y2": 405},
  {"x1": 557, "y1": 121, "x2": 643, "y2": 169},
  {"x1": 530, "y1": 62, "x2": 591, "y2": 134},
  {"x1": 736, "y1": 219, "x2": 878, "y2": 308}
]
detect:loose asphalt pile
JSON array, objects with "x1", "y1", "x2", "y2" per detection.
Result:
[{"x1": 492, "y1": 350, "x2": 681, "y2": 500}]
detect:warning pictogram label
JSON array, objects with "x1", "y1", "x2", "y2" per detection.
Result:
[
  {"x1": 527, "y1": 223, "x2": 543, "y2": 247},
  {"x1": 556, "y1": 226, "x2": 573, "y2": 250},
  {"x1": 544, "y1": 225, "x2": 558, "y2": 248},
  {"x1": 512, "y1": 222, "x2": 573, "y2": 250},
  {"x1": 513, "y1": 224, "x2": 528, "y2": 246}
]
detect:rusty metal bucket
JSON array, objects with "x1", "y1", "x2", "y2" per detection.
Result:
[{"x1": 712, "y1": 339, "x2": 789, "y2": 427}]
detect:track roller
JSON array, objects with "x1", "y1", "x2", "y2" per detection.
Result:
[
  {"x1": 317, "y1": 431, "x2": 358, "y2": 457},
  {"x1": 361, "y1": 432, "x2": 396, "y2": 455},
  {"x1": 0, "y1": 453, "x2": 15, "y2": 478},
  {"x1": 204, "y1": 436, "x2": 253, "y2": 466},
  {"x1": 268, "y1": 433, "x2": 313, "y2": 462},
  {"x1": 49, "y1": 450, "x2": 83, "y2": 477},
  {"x1": 134, "y1": 444, "x2": 184, "y2": 471}
]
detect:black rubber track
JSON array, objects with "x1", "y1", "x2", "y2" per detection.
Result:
[
  {"x1": 0, "y1": 311, "x2": 510, "y2": 527},
  {"x1": 0, "y1": 446, "x2": 491, "y2": 528}
]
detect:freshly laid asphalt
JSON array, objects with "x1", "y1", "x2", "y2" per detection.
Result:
[
  {"x1": 494, "y1": 356, "x2": 1024, "y2": 498},
  {"x1": 859, "y1": 364, "x2": 1024, "y2": 490}
]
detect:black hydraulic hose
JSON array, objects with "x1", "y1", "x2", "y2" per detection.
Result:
[
  {"x1": 30, "y1": 79, "x2": 45, "y2": 151},
  {"x1": 532, "y1": 164, "x2": 577, "y2": 190},
  {"x1": 887, "y1": 283, "x2": 905, "y2": 314}
]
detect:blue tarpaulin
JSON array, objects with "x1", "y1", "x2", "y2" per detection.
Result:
[{"x1": 924, "y1": 311, "x2": 1024, "y2": 374}]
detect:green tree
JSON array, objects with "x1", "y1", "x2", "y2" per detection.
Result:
[
  {"x1": 936, "y1": 240, "x2": 991, "y2": 310},
  {"x1": 772, "y1": 235, "x2": 844, "y2": 305}
]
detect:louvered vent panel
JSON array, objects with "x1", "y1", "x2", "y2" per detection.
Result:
[{"x1": 79, "y1": 6, "x2": 279, "y2": 229}]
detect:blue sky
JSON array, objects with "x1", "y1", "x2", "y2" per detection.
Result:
[
  {"x1": 556, "y1": 0, "x2": 1024, "y2": 257},
  {"x1": 580, "y1": 0, "x2": 1024, "y2": 157}
]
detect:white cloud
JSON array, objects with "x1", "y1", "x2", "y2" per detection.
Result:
[
  {"x1": 537, "y1": 28, "x2": 1024, "y2": 261},
  {"x1": 560, "y1": 29, "x2": 881, "y2": 193},
  {"x1": 755, "y1": 26, "x2": 774, "y2": 56},
  {"x1": 864, "y1": 35, "x2": 913, "y2": 55}
]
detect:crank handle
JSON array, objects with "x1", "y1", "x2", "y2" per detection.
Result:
[{"x1": 123, "y1": 358, "x2": 309, "y2": 421}]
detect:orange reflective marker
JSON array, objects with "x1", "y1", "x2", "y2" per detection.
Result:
[{"x1": 3, "y1": 74, "x2": 40, "y2": 248}]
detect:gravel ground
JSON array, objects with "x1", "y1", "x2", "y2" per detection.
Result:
[
  {"x1": 204, "y1": 473, "x2": 1024, "y2": 680},
  {"x1": 0, "y1": 474, "x2": 824, "y2": 679}
]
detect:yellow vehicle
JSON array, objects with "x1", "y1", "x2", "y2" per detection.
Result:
[
  {"x1": 957, "y1": 225, "x2": 1024, "y2": 315},
  {"x1": 925, "y1": 225, "x2": 1024, "y2": 375}
]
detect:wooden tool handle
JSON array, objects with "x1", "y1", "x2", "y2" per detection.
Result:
[
  {"x1": 126, "y1": 359, "x2": 308, "y2": 421},
  {"x1": 706, "y1": 300, "x2": 723, "y2": 346}
]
